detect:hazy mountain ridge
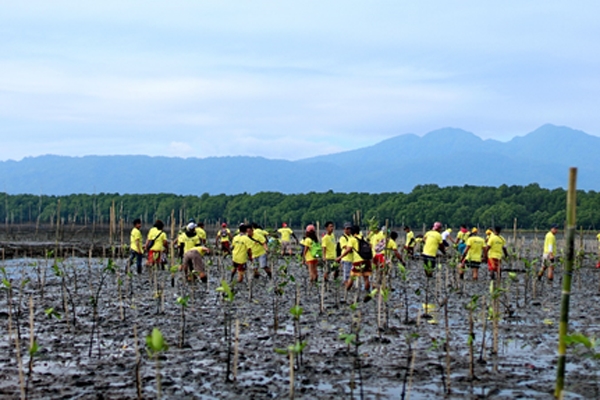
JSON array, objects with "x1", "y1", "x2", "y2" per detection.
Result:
[{"x1": 0, "y1": 124, "x2": 597, "y2": 195}]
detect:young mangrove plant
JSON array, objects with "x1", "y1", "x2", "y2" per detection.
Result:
[
  {"x1": 465, "y1": 295, "x2": 480, "y2": 380},
  {"x1": 216, "y1": 279, "x2": 235, "y2": 382},
  {"x1": 146, "y1": 328, "x2": 169, "y2": 399},
  {"x1": 176, "y1": 295, "x2": 190, "y2": 348},
  {"x1": 275, "y1": 340, "x2": 308, "y2": 399}
]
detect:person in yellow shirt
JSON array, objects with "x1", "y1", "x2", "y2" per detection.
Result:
[
  {"x1": 278, "y1": 223, "x2": 298, "y2": 256},
  {"x1": 302, "y1": 224, "x2": 320, "y2": 283},
  {"x1": 179, "y1": 222, "x2": 201, "y2": 256},
  {"x1": 181, "y1": 245, "x2": 210, "y2": 282},
  {"x1": 456, "y1": 224, "x2": 470, "y2": 255},
  {"x1": 216, "y1": 223, "x2": 233, "y2": 255},
  {"x1": 128, "y1": 219, "x2": 144, "y2": 274},
  {"x1": 484, "y1": 226, "x2": 508, "y2": 280},
  {"x1": 321, "y1": 221, "x2": 338, "y2": 281},
  {"x1": 195, "y1": 221, "x2": 207, "y2": 245},
  {"x1": 538, "y1": 224, "x2": 558, "y2": 281},
  {"x1": 422, "y1": 222, "x2": 445, "y2": 278},
  {"x1": 145, "y1": 220, "x2": 168, "y2": 269},
  {"x1": 336, "y1": 223, "x2": 353, "y2": 286},
  {"x1": 384, "y1": 231, "x2": 405, "y2": 265},
  {"x1": 403, "y1": 226, "x2": 416, "y2": 258},
  {"x1": 460, "y1": 227, "x2": 485, "y2": 280},
  {"x1": 337, "y1": 225, "x2": 372, "y2": 298},
  {"x1": 247, "y1": 224, "x2": 271, "y2": 280},
  {"x1": 231, "y1": 224, "x2": 253, "y2": 283}
]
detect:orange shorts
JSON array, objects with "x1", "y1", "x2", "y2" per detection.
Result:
[
  {"x1": 487, "y1": 258, "x2": 501, "y2": 272},
  {"x1": 147, "y1": 250, "x2": 161, "y2": 265},
  {"x1": 373, "y1": 254, "x2": 385, "y2": 266},
  {"x1": 351, "y1": 261, "x2": 372, "y2": 277}
]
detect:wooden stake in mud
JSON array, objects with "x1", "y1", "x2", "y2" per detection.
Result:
[{"x1": 555, "y1": 167, "x2": 577, "y2": 399}]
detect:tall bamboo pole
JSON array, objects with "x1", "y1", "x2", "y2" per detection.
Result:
[{"x1": 554, "y1": 167, "x2": 577, "y2": 399}]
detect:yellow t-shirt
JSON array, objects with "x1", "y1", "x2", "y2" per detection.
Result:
[
  {"x1": 370, "y1": 231, "x2": 386, "y2": 255},
  {"x1": 486, "y1": 233, "x2": 506, "y2": 259},
  {"x1": 189, "y1": 246, "x2": 208, "y2": 256},
  {"x1": 405, "y1": 231, "x2": 415, "y2": 248},
  {"x1": 217, "y1": 228, "x2": 231, "y2": 243},
  {"x1": 597, "y1": 233, "x2": 600, "y2": 248},
  {"x1": 232, "y1": 234, "x2": 252, "y2": 264},
  {"x1": 339, "y1": 234, "x2": 353, "y2": 262},
  {"x1": 465, "y1": 236, "x2": 485, "y2": 262},
  {"x1": 147, "y1": 227, "x2": 167, "y2": 252},
  {"x1": 248, "y1": 232, "x2": 267, "y2": 258},
  {"x1": 321, "y1": 232, "x2": 336, "y2": 261},
  {"x1": 195, "y1": 227, "x2": 207, "y2": 241},
  {"x1": 456, "y1": 231, "x2": 471, "y2": 244},
  {"x1": 130, "y1": 227, "x2": 143, "y2": 253},
  {"x1": 303, "y1": 237, "x2": 316, "y2": 262},
  {"x1": 384, "y1": 238, "x2": 398, "y2": 259},
  {"x1": 544, "y1": 231, "x2": 556, "y2": 254},
  {"x1": 423, "y1": 230, "x2": 442, "y2": 257},
  {"x1": 278, "y1": 227, "x2": 294, "y2": 242},
  {"x1": 349, "y1": 235, "x2": 363, "y2": 263},
  {"x1": 180, "y1": 232, "x2": 201, "y2": 253}
]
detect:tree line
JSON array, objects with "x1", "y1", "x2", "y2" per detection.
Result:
[{"x1": 1, "y1": 184, "x2": 600, "y2": 230}]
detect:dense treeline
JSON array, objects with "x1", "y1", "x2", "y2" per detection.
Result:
[{"x1": 1, "y1": 184, "x2": 600, "y2": 230}]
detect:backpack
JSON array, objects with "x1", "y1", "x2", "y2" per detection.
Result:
[
  {"x1": 355, "y1": 236, "x2": 373, "y2": 260},
  {"x1": 310, "y1": 241, "x2": 322, "y2": 258}
]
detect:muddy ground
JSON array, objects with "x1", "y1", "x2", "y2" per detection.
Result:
[{"x1": 1, "y1": 250, "x2": 600, "y2": 399}]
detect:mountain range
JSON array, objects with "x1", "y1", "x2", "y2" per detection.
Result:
[{"x1": 1, "y1": 124, "x2": 596, "y2": 195}]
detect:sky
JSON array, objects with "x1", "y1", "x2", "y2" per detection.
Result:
[{"x1": 1, "y1": 1, "x2": 599, "y2": 161}]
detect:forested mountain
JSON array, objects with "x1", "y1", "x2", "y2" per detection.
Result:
[{"x1": 0, "y1": 124, "x2": 597, "y2": 195}]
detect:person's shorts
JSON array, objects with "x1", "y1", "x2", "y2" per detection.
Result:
[
  {"x1": 322, "y1": 260, "x2": 337, "y2": 270},
  {"x1": 457, "y1": 243, "x2": 466, "y2": 255},
  {"x1": 543, "y1": 253, "x2": 555, "y2": 266},
  {"x1": 373, "y1": 253, "x2": 385, "y2": 266},
  {"x1": 341, "y1": 261, "x2": 353, "y2": 281},
  {"x1": 281, "y1": 241, "x2": 292, "y2": 253},
  {"x1": 233, "y1": 262, "x2": 246, "y2": 272},
  {"x1": 351, "y1": 260, "x2": 372, "y2": 277},
  {"x1": 221, "y1": 242, "x2": 231, "y2": 252},
  {"x1": 466, "y1": 261, "x2": 481, "y2": 269},
  {"x1": 256, "y1": 253, "x2": 268, "y2": 269},
  {"x1": 147, "y1": 250, "x2": 161, "y2": 265},
  {"x1": 305, "y1": 259, "x2": 318, "y2": 268},
  {"x1": 422, "y1": 255, "x2": 436, "y2": 269},
  {"x1": 487, "y1": 258, "x2": 501, "y2": 272}
]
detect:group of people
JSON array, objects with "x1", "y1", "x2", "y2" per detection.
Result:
[{"x1": 128, "y1": 218, "x2": 600, "y2": 290}]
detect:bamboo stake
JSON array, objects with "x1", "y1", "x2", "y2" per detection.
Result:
[
  {"x1": 233, "y1": 319, "x2": 240, "y2": 381},
  {"x1": 555, "y1": 168, "x2": 577, "y2": 399}
]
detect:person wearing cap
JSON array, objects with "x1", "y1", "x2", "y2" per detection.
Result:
[
  {"x1": 277, "y1": 222, "x2": 298, "y2": 256},
  {"x1": 179, "y1": 222, "x2": 201, "y2": 256},
  {"x1": 422, "y1": 222, "x2": 446, "y2": 277},
  {"x1": 302, "y1": 224, "x2": 320, "y2": 283},
  {"x1": 538, "y1": 224, "x2": 559, "y2": 281},
  {"x1": 403, "y1": 226, "x2": 416, "y2": 258},
  {"x1": 321, "y1": 221, "x2": 338, "y2": 281},
  {"x1": 128, "y1": 218, "x2": 144, "y2": 274},
  {"x1": 230, "y1": 224, "x2": 254, "y2": 283},
  {"x1": 247, "y1": 224, "x2": 271, "y2": 280},
  {"x1": 456, "y1": 224, "x2": 470, "y2": 255},
  {"x1": 337, "y1": 222, "x2": 353, "y2": 285},
  {"x1": 484, "y1": 226, "x2": 508, "y2": 280},
  {"x1": 460, "y1": 227, "x2": 485, "y2": 280},
  {"x1": 216, "y1": 223, "x2": 233, "y2": 256},
  {"x1": 181, "y1": 244, "x2": 210, "y2": 282}
]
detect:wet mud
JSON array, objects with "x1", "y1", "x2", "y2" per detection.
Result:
[{"x1": 1, "y1": 252, "x2": 599, "y2": 399}]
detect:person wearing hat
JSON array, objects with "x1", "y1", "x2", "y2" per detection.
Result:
[
  {"x1": 538, "y1": 224, "x2": 559, "y2": 281},
  {"x1": 302, "y1": 224, "x2": 320, "y2": 283},
  {"x1": 484, "y1": 226, "x2": 508, "y2": 280},
  {"x1": 277, "y1": 222, "x2": 298, "y2": 256},
  {"x1": 422, "y1": 222, "x2": 446, "y2": 277},
  {"x1": 179, "y1": 222, "x2": 201, "y2": 257},
  {"x1": 215, "y1": 222, "x2": 233, "y2": 256},
  {"x1": 459, "y1": 227, "x2": 485, "y2": 280}
]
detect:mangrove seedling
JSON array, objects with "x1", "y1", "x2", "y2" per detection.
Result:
[
  {"x1": 146, "y1": 328, "x2": 168, "y2": 399},
  {"x1": 275, "y1": 340, "x2": 308, "y2": 399},
  {"x1": 216, "y1": 280, "x2": 235, "y2": 382},
  {"x1": 176, "y1": 295, "x2": 190, "y2": 348}
]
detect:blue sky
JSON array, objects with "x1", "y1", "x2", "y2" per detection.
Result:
[{"x1": 1, "y1": 1, "x2": 599, "y2": 160}]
